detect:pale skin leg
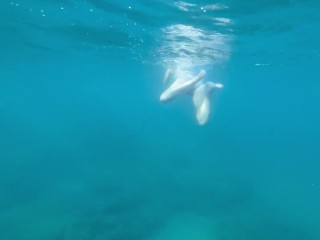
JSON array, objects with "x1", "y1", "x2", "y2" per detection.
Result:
[
  {"x1": 160, "y1": 69, "x2": 206, "y2": 102},
  {"x1": 193, "y1": 81, "x2": 223, "y2": 125},
  {"x1": 163, "y1": 68, "x2": 173, "y2": 85},
  {"x1": 196, "y1": 97, "x2": 211, "y2": 125}
]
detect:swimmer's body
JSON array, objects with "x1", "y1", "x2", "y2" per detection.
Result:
[{"x1": 160, "y1": 68, "x2": 223, "y2": 125}]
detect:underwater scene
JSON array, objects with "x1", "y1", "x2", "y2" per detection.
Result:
[{"x1": 1, "y1": 0, "x2": 320, "y2": 239}]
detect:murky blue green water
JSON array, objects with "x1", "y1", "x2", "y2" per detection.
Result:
[{"x1": 1, "y1": 0, "x2": 320, "y2": 239}]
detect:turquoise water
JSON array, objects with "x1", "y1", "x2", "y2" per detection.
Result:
[{"x1": 1, "y1": 0, "x2": 320, "y2": 239}]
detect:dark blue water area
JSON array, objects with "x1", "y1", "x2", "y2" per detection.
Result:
[{"x1": 1, "y1": 0, "x2": 320, "y2": 240}]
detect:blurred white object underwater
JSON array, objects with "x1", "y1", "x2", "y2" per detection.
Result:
[
  {"x1": 160, "y1": 69, "x2": 206, "y2": 102},
  {"x1": 160, "y1": 68, "x2": 223, "y2": 125},
  {"x1": 193, "y1": 81, "x2": 223, "y2": 125}
]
